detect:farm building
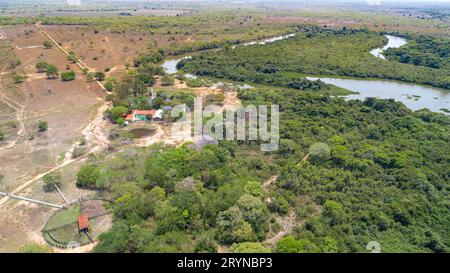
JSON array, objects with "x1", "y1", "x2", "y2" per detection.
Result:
[
  {"x1": 78, "y1": 214, "x2": 90, "y2": 234},
  {"x1": 125, "y1": 109, "x2": 157, "y2": 123}
]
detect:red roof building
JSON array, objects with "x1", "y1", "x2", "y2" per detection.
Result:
[
  {"x1": 78, "y1": 214, "x2": 89, "y2": 233},
  {"x1": 124, "y1": 109, "x2": 157, "y2": 122}
]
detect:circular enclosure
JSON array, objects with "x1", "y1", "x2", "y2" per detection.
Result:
[{"x1": 42, "y1": 199, "x2": 112, "y2": 249}]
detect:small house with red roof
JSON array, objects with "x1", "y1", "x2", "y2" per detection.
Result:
[
  {"x1": 78, "y1": 214, "x2": 90, "y2": 234},
  {"x1": 125, "y1": 109, "x2": 157, "y2": 123}
]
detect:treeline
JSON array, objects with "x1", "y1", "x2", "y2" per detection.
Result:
[
  {"x1": 84, "y1": 86, "x2": 449, "y2": 253},
  {"x1": 179, "y1": 27, "x2": 450, "y2": 90},
  {"x1": 0, "y1": 16, "x2": 34, "y2": 25},
  {"x1": 177, "y1": 55, "x2": 328, "y2": 91}
]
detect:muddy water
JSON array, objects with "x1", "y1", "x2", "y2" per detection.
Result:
[{"x1": 308, "y1": 77, "x2": 450, "y2": 114}]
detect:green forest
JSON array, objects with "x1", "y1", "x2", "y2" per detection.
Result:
[
  {"x1": 178, "y1": 26, "x2": 450, "y2": 89},
  {"x1": 80, "y1": 86, "x2": 450, "y2": 253},
  {"x1": 385, "y1": 34, "x2": 450, "y2": 70}
]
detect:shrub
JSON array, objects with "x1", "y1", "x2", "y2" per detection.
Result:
[
  {"x1": 43, "y1": 172, "x2": 62, "y2": 192},
  {"x1": 43, "y1": 41, "x2": 53, "y2": 49},
  {"x1": 37, "y1": 120, "x2": 48, "y2": 132},
  {"x1": 11, "y1": 73, "x2": 25, "y2": 83},
  {"x1": 104, "y1": 77, "x2": 118, "y2": 91},
  {"x1": 161, "y1": 75, "x2": 175, "y2": 86},
  {"x1": 60, "y1": 70, "x2": 76, "y2": 81},
  {"x1": 46, "y1": 65, "x2": 59, "y2": 79},
  {"x1": 94, "y1": 71, "x2": 106, "y2": 81},
  {"x1": 76, "y1": 164, "x2": 101, "y2": 189},
  {"x1": 0, "y1": 131, "x2": 4, "y2": 141},
  {"x1": 109, "y1": 106, "x2": 129, "y2": 121},
  {"x1": 116, "y1": 117, "x2": 125, "y2": 126},
  {"x1": 35, "y1": 61, "x2": 48, "y2": 73},
  {"x1": 68, "y1": 52, "x2": 77, "y2": 63},
  {"x1": 72, "y1": 147, "x2": 88, "y2": 159}
]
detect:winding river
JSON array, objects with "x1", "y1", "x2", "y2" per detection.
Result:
[
  {"x1": 161, "y1": 34, "x2": 297, "y2": 75},
  {"x1": 162, "y1": 34, "x2": 450, "y2": 114},
  {"x1": 370, "y1": 35, "x2": 408, "y2": 60}
]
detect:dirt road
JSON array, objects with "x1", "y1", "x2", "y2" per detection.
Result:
[{"x1": 0, "y1": 24, "x2": 111, "y2": 209}]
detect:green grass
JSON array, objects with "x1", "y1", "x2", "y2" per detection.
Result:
[
  {"x1": 49, "y1": 223, "x2": 91, "y2": 245},
  {"x1": 44, "y1": 205, "x2": 81, "y2": 231}
]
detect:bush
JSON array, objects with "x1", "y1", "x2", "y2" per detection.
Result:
[
  {"x1": 43, "y1": 172, "x2": 62, "y2": 192},
  {"x1": 0, "y1": 131, "x2": 4, "y2": 141},
  {"x1": 68, "y1": 52, "x2": 77, "y2": 63},
  {"x1": 46, "y1": 65, "x2": 59, "y2": 79},
  {"x1": 109, "y1": 106, "x2": 129, "y2": 121},
  {"x1": 36, "y1": 61, "x2": 48, "y2": 73},
  {"x1": 161, "y1": 75, "x2": 175, "y2": 86},
  {"x1": 104, "y1": 77, "x2": 118, "y2": 91},
  {"x1": 11, "y1": 73, "x2": 25, "y2": 83},
  {"x1": 60, "y1": 70, "x2": 76, "y2": 81},
  {"x1": 76, "y1": 164, "x2": 101, "y2": 189},
  {"x1": 116, "y1": 117, "x2": 125, "y2": 126},
  {"x1": 43, "y1": 41, "x2": 53, "y2": 49},
  {"x1": 94, "y1": 71, "x2": 106, "y2": 81},
  {"x1": 72, "y1": 147, "x2": 88, "y2": 159},
  {"x1": 37, "y1": 120, "x2": 48, "y2": 132}
]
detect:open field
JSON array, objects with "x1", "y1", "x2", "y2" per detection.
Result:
[
  {"x1": 0, "y1": 23, "x2": 111, "y2": 252},
  {"x1": 0, "y1": 25, "x2": 104, "y2": 192}
]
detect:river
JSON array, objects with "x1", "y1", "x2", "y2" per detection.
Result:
[
  {"x1": 161, "y1": 34, "x2": 297, "y2": 75},
  {"x1": 307, "y1": 77, "x2": 450, "y2": 113},
  {"x1": 161, "y1": 34, "x2": 449, "y2": 114},
  {"x1": 370, "y1": 35, "x2": 408, "y2": 60}
]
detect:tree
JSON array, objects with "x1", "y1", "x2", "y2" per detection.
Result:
[
  {"x1": 308, "y1": 142, "x2": 331, "y2": 158},
  {"x1": 194, "y1": 232, "x2": 218, "y2": 253},
  {"x1": 230, "y1": 242, "x2": 270, "y2": 253},
  {"x1": 323, "y1": 200, "x2": 345, "y2": 226},
  {"x1": 94, "y1": 221, "x2": 131, "y2": 253},
  {"x1": 109, "y1": 106, "x2": 129, "y2": 123},
  {"x1": 43, "y1": 41, "x2": 53, "y2": 49},
  {"x1": 161, "y1": 75, "x2": 175, "y2": 86},
  {"x1": 43, "y1": 172, "x2": 62, "y2": 192},
  {"x1": 60, "y1": 70, "x2": 76, "y2": 81},
  {"x1": 104, "y1": 77, "x2": 118, "y2": 91},
  {"x1": 236, "y1": 194, "x2": 269, "y2": 237},
  {"x1": 76, "y1": 164, "x2": 101, "y2": 189},
  {"x1": 244, "y1": 181, "x2": 264, "y2": 197},
  {"x1": 275, "y1": 236, "x2": 319, "y2": 253},
  {"x1": 46, "y1": 65, "x2": 58, "y2": 79},
  {"x1": 37, "y1": 120, "x2": 48, "y2": 132},
  {"x1": 35, "y1": 61, "x2": 48, "y2": 73},
  {"x1": 217, "y1": 206, "x2": 254, "y2": 244},
  {"x1": 155, "y1": 201, "x2": 186, "y2": 234}
]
